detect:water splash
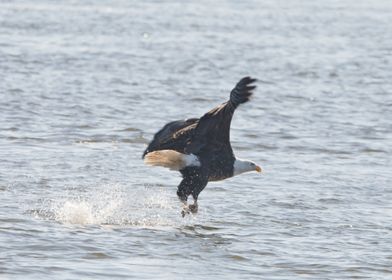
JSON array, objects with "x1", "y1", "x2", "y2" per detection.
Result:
[
  {"x1": 36, "y1": 184, "x2": 194, "y2": 227},
  {"x1": 55, "y1": 200, "x2": 95, "y2": 224}
]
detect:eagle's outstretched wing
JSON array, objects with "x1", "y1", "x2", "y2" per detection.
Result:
[
  {"x1": 142, "y1": 118, "x2": 198, "y2": 158},
  {"x1": 185, "y1": 77, "x2": 257, "y2": 155},
  {"x1": 143, "y1": 77, "x2": 257, "y2": 158}
]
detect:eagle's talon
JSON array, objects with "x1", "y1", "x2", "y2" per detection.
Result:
[
  {"x1": 181, "y1": 205, "x2": 190, "y2": 217},
  {"x1": 188, "y1": 203, "x2": 198, "y2": 214}
]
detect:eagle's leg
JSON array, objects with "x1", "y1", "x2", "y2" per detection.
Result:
[
  {"x1": 188, "y1": 191, "x2": 200, "y2": 214},
  {"x1": 177, "y1": 191, "x2": 198, "y2": 216},
  {"x1": 177, "y1": 168, "x2": 207, "y2": 217},
  {"x1": 181, "y1": 200, "x2": 197, "y2": 217},
  {"x1": 177, "y1": 189, "x2": 187, "y2": 203}
]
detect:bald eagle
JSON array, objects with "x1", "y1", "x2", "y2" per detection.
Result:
[{"x1": 143, "y1": 77, "x2": 262, "y2": 216}]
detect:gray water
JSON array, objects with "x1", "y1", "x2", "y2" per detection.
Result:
[{"x1": 1, "y1": 0, "x2": 392, "y2": 279}]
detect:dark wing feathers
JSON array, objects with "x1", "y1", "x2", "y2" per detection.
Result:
[
  {"x1": 142, "y1": 118, "x2": 198, "y2": 158},
  {"x1": 229, "y1": 76, "x2": 257, "y2": 107},
  {"x1": 185, "y1": 76, "x2": 257, "y2": 154},
  {"x1": 143, "y1": 77, "x2": 257, "y2": 157}
]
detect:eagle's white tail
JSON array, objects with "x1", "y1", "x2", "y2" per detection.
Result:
[{"x1": 144, "y1": 150, "x2": 200, "y2": 171}]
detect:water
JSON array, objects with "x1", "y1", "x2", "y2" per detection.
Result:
[{"x1": 1, "y1": 0, "x2": 392, "y2": 279}]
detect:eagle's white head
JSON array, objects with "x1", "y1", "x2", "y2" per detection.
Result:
[{"x1": 233, "y1": 158, "x2": 262, "y2": 176}]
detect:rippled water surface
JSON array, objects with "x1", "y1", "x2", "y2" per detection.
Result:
[{"x1": 1, "y1": 0, "x2": 392, "y2": 279}]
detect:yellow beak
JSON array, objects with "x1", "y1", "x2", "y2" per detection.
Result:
[{"x1": 255, "y1": 165, "x2": 262, "y2": 173}]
